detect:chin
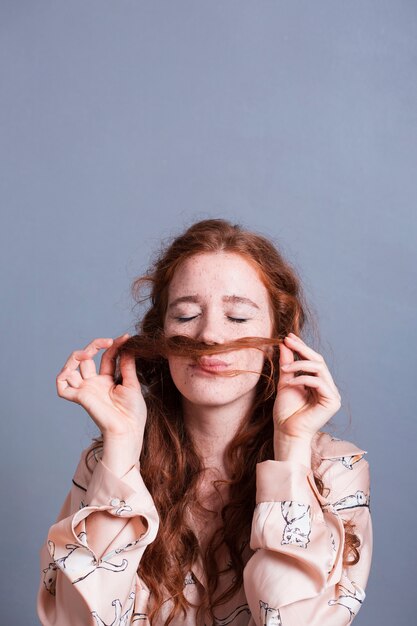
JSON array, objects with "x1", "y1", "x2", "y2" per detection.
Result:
[
  {"x1": 176, "y1": 380, "x2": 259, "y2": 409},
  {"x1": 182, "y1": 393, "x2": 240, "y2": 408},
  {"x1": 168, "y1": 362, "x2": 263, "y2": 408}
]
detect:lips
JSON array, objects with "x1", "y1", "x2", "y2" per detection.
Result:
[
  {"x1": 192, "y1": 357, "x2": 230, "y2": 373},
  {"x1": 199, "y1": 357, "x2": 229, "y2": 367}
]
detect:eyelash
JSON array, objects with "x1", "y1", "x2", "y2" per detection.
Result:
[{"x1": 175, "y1": 316, "x2": 248, "y2": 324}]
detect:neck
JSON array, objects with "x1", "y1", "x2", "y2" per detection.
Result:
[{"x1": 182, "y1": 394, "x2": 254, "y2": 475}]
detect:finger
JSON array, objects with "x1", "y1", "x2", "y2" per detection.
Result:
[
  {"x1": 66, "y1": 371, "x2": 83, "y2": 387},
  {"x1": 56, "y1": 365, "x2": 83, "y2": 388},
  {"x1": 284, "y1": 335, "x2": 325, "y2": 363},
  {"x1": 79, "y1": 356, "x2": 98, "y2": 379},
  {"x1": 82, "y1": 337, "x2": 114, "y2": 352},
  {"x1": 99, "y1": 333, "x2": 130, "y2": 377},
  {"x1": 280, "y1": 359, "x2": 336, "y2": 388},
  {"x1": 80, "y1": 337, "x2": 118, "y2": 378},
  {"x1": 60, "y1": 338, "x2": 113, "y2": 375},
  {"x1": 278, "y1": 341, "x2": 296, "y2": 366},
  {"x1": 55, "y1": 381, "x2": 79, "y2": 402},
  {"x1": 58, "y1": 349, "x2": 90, "y2": 376},
  {"x1": 56, "y1": 371, "x2": 83, "y2": 400},
  {"x1": 119, "y1": 352, "x2": 141, "y2": 390},
  {"x1": 287, "y1": 375, "x2": 338, "y2": 403},
  {"x1": 281, "y1": 359, "x2": 321, "y2": 370}
]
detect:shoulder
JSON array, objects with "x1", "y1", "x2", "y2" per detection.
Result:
[{"x1": 311, "y1": 431, "x2": 370, "y2": 504}]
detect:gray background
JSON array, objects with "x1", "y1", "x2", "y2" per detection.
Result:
[{"x1": 1, "y1": 1, "x2": 416, "y2": 624}]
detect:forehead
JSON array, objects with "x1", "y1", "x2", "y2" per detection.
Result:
[{"x1": 167, "y1": 252, "x2": 269, "y2": 302}]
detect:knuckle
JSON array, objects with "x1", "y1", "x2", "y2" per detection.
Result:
[
  {"x1": 334, "y1": 396, "x2": 342, "y2": 407},
  {"x1": 83, "y1": 341, "x2": 97, "y2": 351}
]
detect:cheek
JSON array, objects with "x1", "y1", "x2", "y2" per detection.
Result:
[
  {"x1": 237, "y1": 347, "x2": 268, "y2": 378},
  {"x1": 167, "y1": 356, "x2": 186, "y2": 381}
]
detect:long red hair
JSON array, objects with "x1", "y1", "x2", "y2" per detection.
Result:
[{"x1": 87, "y1": 218, "x2": 360, "y2": 623}]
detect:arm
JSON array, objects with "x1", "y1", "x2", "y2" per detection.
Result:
[
  {"x1": 37, "y1": 441, "x2": 159, "y2": 626},
  {"x1": 38, "y1": 334, "x2": 156, "y2": 624},
  {"x1": 243, "y1": 440, "x2": 373, "y2": 625}
]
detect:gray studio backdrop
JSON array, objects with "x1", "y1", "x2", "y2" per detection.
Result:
[{"x1": 1, "y1": 1, "x2": 416, "y2": 624}]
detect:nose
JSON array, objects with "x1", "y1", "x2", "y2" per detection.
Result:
[{"x1": 195, "y1": 312, "x2": 225, "y2": 345}]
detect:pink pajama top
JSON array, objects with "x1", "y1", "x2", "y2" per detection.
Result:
[{"x1": 37, "y1": 431, "x2": 372, "y2": 625}]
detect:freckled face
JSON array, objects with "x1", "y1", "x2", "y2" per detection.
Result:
[{"x1": 163, "y1": 252, "x2": 274, "y2": 410}]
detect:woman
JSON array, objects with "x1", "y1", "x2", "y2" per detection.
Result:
[{"x1": 37, "y1": 218, "x2": 372, "y2": 625}]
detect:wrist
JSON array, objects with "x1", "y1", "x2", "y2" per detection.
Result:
[
  {"x1": 102, "y1": 432, "x2": 142, "y2": 478},
  {"x1": 273, "y1": 432, "x2": 313, "y2": 467},
  {"x1": 103, "y1": 426, "x2": 143, "y2": 448}
]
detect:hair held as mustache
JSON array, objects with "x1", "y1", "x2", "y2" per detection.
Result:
[{"x1": 115, "y1": 330, "x2": 285, "y2": 381}]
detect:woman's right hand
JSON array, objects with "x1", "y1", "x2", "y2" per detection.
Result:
[{"x1": 56, "y1": 334, "x2": 147, "y2": 458}]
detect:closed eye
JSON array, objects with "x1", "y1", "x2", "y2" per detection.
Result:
[
  {"x1": 175, "y1": 316, "x2": 248, "y2": 324},
  {"x1": 175, "y1": 316, "x2": 198, "y2": 322}
]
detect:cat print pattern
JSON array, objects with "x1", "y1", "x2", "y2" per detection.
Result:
[
  {"x1": 332, "y1": 491, "x2": 370, "y2": 512},
  {"x1": 328, "y1": 454, "x2": 365, "y2": 470},
  {"x1": 44, "y1": 531, "x2": 131, "y2": 588},
  {"x1": 328, "y1": 580, "x2": 366, "y2": 621},
  {"x1": 259, "y1": 601, "x2": 283, "y2": 626},
  {"x1": 281, "y1": 501, "x2": 312, "y2": 548}
]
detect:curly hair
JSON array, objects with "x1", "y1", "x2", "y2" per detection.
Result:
[{"x1": 86, "y1": 218, "x2": 361, "y2": 624}]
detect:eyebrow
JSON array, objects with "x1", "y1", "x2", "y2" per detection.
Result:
[{"x1": 167, "y1": 294, "x2": 260, "y2": 310}]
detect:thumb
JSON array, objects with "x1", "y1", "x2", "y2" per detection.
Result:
[
  {"x1": 278, "y1": 340, "x2": 296, "y2": 366},
  {"x1": 119, "y1": 353, "x2": 141, "y2": 390}
]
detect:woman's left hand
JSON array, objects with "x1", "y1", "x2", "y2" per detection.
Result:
[{"x1": 273, "y1": 332, "x2": 342, "y2": 441}]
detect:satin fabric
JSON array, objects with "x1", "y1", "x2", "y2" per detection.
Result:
[{"x1": 37, "y1": 430, "x2": 372, "y2": 625}]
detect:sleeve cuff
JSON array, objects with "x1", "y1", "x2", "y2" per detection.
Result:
[
  {"x1": 65, "y1": 457, "x2": 159, "y2": 547},
  {"x1": 73, "y1": 458, "x2": 155, "y2": 517},
  {"x1": 256, "y1": 460, "x2": 325, "y2": 507}
]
